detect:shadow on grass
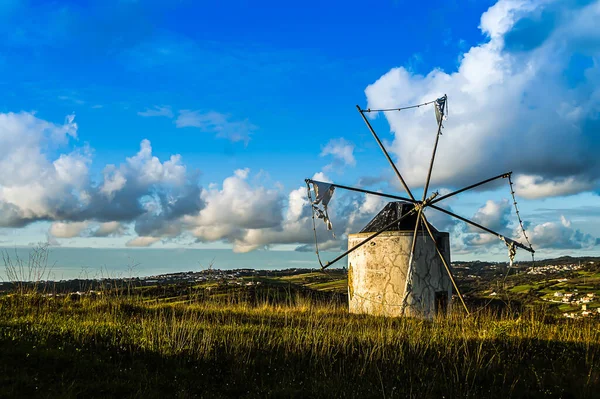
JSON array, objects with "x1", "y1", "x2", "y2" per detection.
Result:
[{"x1": 1, "y1": 321, "x2": 598, "y2": 399}]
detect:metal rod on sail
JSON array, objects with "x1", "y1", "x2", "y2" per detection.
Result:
[
  {"x1": 400, "y1": 208, "x2": 423, "y2": 315},
  {"x1": 420, "y1": 213, "x2": 469, "y2": 314},
  {"x1": 305, "y1": 179, "x2": 417, "y2": 204},
  {"x1": 356, "y1": 105, "x2": 416, "y2": 201},
  {"x1": 320, "y1": 207, "x2": 418, "y2": 270},
  {"x1": 421, "y1": 96, "x2": 446, "y2": 201},
  {"x1": 430, "y1": 172, "x2": 512, "y2": 205},
  {"x1": 428, "y1": 204, "x2": 534, "y2": 253}
]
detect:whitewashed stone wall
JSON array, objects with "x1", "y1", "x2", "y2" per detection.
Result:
[{"x1": 347, "y1": 231, "x2": 452, "y2": 319}]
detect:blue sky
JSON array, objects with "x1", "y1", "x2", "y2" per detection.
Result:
[{"x1": 0, "y1": 0, "x2": 599, "y2": 262}]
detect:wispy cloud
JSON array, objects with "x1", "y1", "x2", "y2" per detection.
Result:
[
  {"x1": 137, "y1": 106, "x2": 173, "y2": 118},
  {"x1": 58, "y1": 95, "x2": 85, "y2": 105},
  {"x1": 176, "y1": 110, "x2": 256, "y2": 145},
  {"x1": 136, "y1": 106, "x2": 256, "y2": 145}
]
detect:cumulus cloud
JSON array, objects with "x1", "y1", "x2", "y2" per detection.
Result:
[
  {"x1": 320, "y1": 138, "x2": 356, "y2": 170},
  {"x1": 3, "y1": 0, "x2": 599, "y2": 257},
  {"x1": 471, "y1": 199, "x2": 512, "y2": 233},
  {"x1": 0, "y1": 112, "x2": 201, "y2": 243},
  {"x1": 176, "y1": 110, "x2": 256, "y2": 145},
  {"x1": 49, "y1": 221, "x2": 89, "y2": 238},
  {"x1": 364, "y1": 0, "x2": 600, "y2": 198},
  {"x1": 92, "y1": 222, "x2": 127, "y2": 237},
  {"x1": 443, "y1": 199, "x2": 513, "y2": 250},
  {"x1": 525, "y1": 215, "x2": 597, "y2": 250},
  {"x1": 126, "y1": 236, "x2": 161, "y2": 247},
  {"x1": 49, "y1": 220, "x2": 127, "y2": 239},
  {"x1": 125, "y1": 139, "x2": 187, "y2": 186},
  {"x1": 447, "y1": 198, "x2": 598, "y2": 256},
  {"x1": 184, "y1": 168, "x2": 284, "y2": 252},
  {"x1": 0, "y1": 112, "x2": 85, "y2": 227},
  {"x1": 512, "y1": 175, "x2": 595, "y2": 199},
  {"x1": 176, "y1": 167, "x2": 391, "y2": 254},
  {"x1": 100, "y1": 166, "x2": 126, "y2": 199},
  {"x1": 1, "y1": 108, "x2": 594, "y2": 257},
  {"x1": 0, "y1": 112, "x2": 365, "y2": 253},
  {"x1": 423, "y1": 202, "x2": 459, "y2": 233}
]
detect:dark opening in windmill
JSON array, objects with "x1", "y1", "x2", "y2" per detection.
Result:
[{"x1": 305, "y1": 95, "x2": 535, "y2": 319}]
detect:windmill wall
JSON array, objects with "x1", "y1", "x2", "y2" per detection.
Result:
[{"x1": 347, "y1": 231, "x2": 452, "y2": 319}]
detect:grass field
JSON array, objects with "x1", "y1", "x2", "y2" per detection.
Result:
[{"x1": 1, "y1": 287, "x2": 599, "y2": 398}]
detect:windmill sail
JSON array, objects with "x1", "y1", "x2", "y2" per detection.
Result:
[
  {"x1": 304, "y1": 94, "x2": 534, "y2": 317},
  {"x1": 309, "y1": 181, "x2": 335, "y2": 232},
  {"x1": 434, "y1": 95, "x2": 447, "y2": 126},
  {"x1": 312, "y1": 181, "x2": 335, "y2": 207}
]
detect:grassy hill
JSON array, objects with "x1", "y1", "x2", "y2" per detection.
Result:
[
  {"x1": 1, "y1": 278, "x2": 599, "y2": 398},
  {"x1": 1, "y1": 250, "x2": 600, "y2": 398}
]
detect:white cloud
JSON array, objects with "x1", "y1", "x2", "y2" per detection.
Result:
[
  {"x1": 0, "y1": 111, "x2": 201, "y2": 244},
  {"x1": 513, "y1": 175, "x2": 595, "y2": 199},
  {"x1": 340, "y1": 193, "x2": 388, "y2": 237},
  {"x1": 175, "y1": 110, "x2": 256, "y2": 145},
  {"x1": 92, "y1": 221, "x2": 127, "y2": 237},
  {"x1": 320, "y1": 138, "x2": 356, "y2": 169},
  {"x1": 136, "y1": 106, "x2": 257, "y2": 145},
  {"x1": 311, "y1": 171, "x2": 332, "y2": 183},
  {"x1": 137, "y1": 106, "x2": 173, "y2": 118},
  {"x1": 364, "y1": 0, "x2": 600, "y2": 198},
  {"x1": 49, "y1": 221, "x2": 89, "y2": 238},
  {"x1": 446, "y1": 199, "x2": 514, "y2": 249},
  {"x1": 471, "y1": 199, "x2": 512, "y2": 233},
  {"x1": 4, "y1": 0, "x2": 600, "y2": 258},
  {"x1": 446, "y1": 197, "x2": 599, "y2": 256},
  {"x1": 125, "y1": 139, "x2": 186, "y2": 186},
  {"x1": 173, "y1": 165, "x2": 391, "y2": 254},
  {"x1": 100, "y1": 166, "x2": 127, "y2": 199},
  {"x1": 184, "y1": 168, "x2": 283, "y2": 251},
  {"x1": 2, "y1": 109, "x2": 593, "y2": 256},
  {"x1": 126, "y1": 236, "x2": 161, "y2": 247},
  {"x1": 479, "y1": 0, "x2": 537, "y2": 39},
  {"x1": 423, "y1": 204, "x2": 458, "y2": 233},
  {"x1": 0, "y1": 112, "x2": 86, "y2": 226},
  {"x1": 524, "y1": 215, "x2": 597, "y2": 250}
]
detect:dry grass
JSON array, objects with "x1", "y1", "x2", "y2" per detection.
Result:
[{"x1": 0, "y1": 292, "x2": 598, "y2": 398}]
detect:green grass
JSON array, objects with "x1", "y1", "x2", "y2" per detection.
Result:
[
  {"x1": 558, "y1": 303, "x2": 580, "y2": 312},
  {"x1": 270, "y1": 271, "x2": 347, "y2": 293},
  {"x1": 306, "y1": 280, "x2": 347, "y2": 291},
  {"x1": 510, "y1": 284, "x2": 535, "y2": 293},
  {"x1": 0, "y1": 292, "x2": 599, "y2": 398}
]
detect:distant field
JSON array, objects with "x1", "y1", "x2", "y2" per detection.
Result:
[
  {"x1": 0, "y1": 274, "x2": 599, "y2": 398},
  {"x1": 270, "y1": 271, "x2": 347, "y2": 292},
  {"x1": 503, "y1": 269, "x2": 600, "y2": 314}
]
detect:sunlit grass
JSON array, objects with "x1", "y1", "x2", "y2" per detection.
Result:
[{"x1": 0, "y1": 292, "x2": 599, "y2": 398}]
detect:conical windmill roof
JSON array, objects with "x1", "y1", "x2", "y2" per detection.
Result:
[{"x1": 360, "y1": 201, "x2": 441, "y2": 234}]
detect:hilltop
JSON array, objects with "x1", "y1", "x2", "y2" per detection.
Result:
[{"x1": 1, "y1": 254, "x2": 600, "y2": 397}]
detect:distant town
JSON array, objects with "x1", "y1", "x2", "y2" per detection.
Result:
[{"x1": 2, "y1": 256, "x2": 599, "y2": 319}]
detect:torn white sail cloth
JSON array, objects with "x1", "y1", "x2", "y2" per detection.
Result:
[
  {"x1": 313, "y1": 181, "x2": 335, "y2": 207},
  {"x1": 434, "y1": 95, "x2": 447, "y2": 127},
  {"x1": 311, "y1": 181, "x2": 336, "y2": 235},
  {"x1": 500, "y1": 236, "x2": 517, "y2": 268}
]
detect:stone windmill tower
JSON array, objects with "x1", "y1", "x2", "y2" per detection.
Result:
[
  {"x1": 348, "y1": 202, "x2": 451, "y2": 318},
  {"x1": 306, "y1": 95, "x2": 535, "y2": 318}
]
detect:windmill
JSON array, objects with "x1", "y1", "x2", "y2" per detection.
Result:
[{"x1": 305, "y1": 95, "x2": 534, "y2": 317}]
